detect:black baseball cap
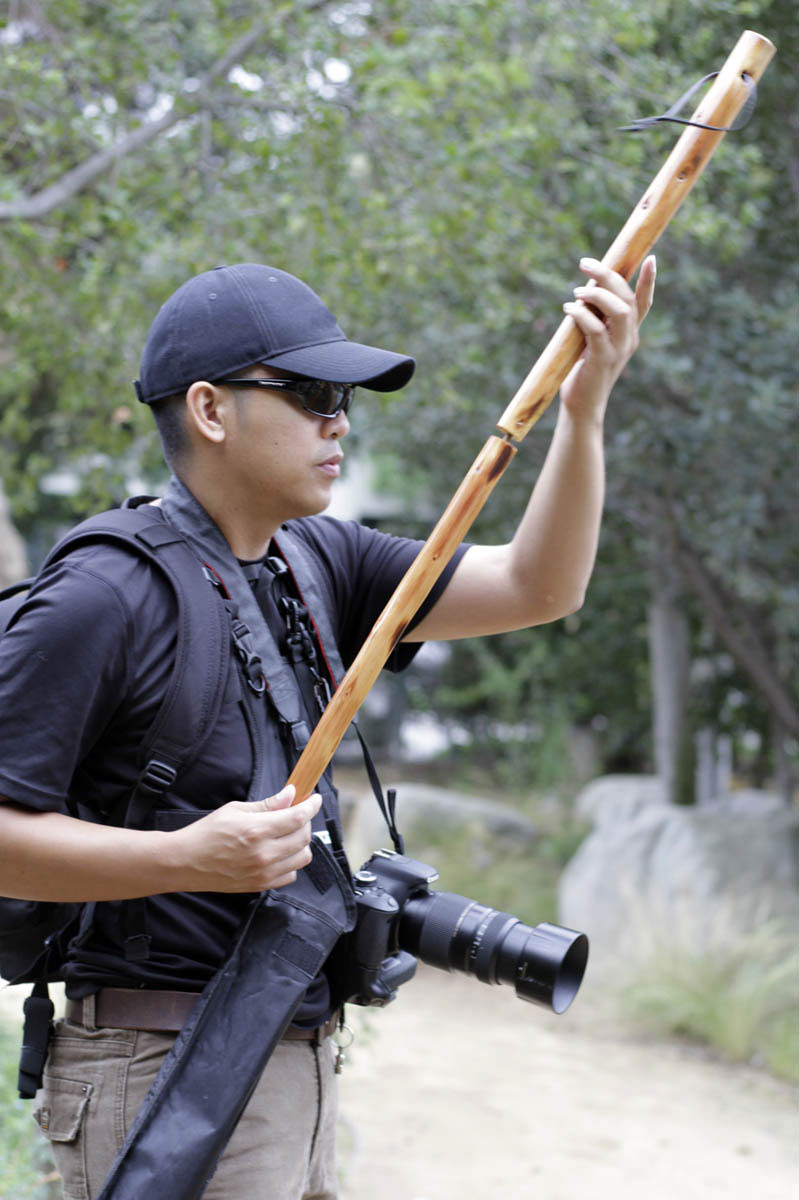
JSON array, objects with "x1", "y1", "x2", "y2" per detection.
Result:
[{"x1": 134, "y1": 263, "x2": 415, "y2": 404}]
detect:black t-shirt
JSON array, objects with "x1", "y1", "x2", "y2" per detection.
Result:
[{"x1": 0, "y1": 512, "x2": 467, "y2": 1008}]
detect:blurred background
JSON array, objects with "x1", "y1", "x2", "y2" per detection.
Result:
[{"x1": 0, "y1": 1, "x2": 796, "y2": 1196}]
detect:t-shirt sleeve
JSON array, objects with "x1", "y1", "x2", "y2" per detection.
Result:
[
  {"x1": 288, "y1": 516, "x2": 470, "y2": 672},
  {"x1": 0, "y1": 558, "x2": 134, "y2": 812}
]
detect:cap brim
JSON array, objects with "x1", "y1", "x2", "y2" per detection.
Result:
[{"x1": 263, "y1": 339, "x2": 415, "y2": 392}]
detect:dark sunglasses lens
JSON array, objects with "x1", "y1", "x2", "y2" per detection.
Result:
[
  {"x1": 300, "y1": 380, "x2": 351, "y2": 417},
  {"x1": 301, "y1": 379, "x2": 335, "y2": 414},
  {"x1": 331, "y1": 384, "x2": 353, "y2": 415}
]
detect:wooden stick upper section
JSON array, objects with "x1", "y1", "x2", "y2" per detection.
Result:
[{"x1": 496, "y1": 30, "x2": 776, "y2": 443}]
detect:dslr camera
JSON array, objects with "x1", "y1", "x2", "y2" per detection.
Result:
[{"x1": 333, "y1": 848, "x2": 588, "y2": 1014}]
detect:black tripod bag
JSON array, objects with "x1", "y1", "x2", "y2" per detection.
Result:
[{"x1": 97, "y1": 836, "x2": 356, "y2": 1200}]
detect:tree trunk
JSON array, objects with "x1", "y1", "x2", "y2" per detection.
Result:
[
  {"x1": 674, "y1": 537, "x2": 799, "y2": 739},
  {"x1": 0, "y1": 485, "x2": 28, "y2": 588},
  {"x1": 771, "y1": 714, "x2": 797, "y2": 806},
  {"x1": 648, "y1": 543, "x2": 694, "y2": 805}
]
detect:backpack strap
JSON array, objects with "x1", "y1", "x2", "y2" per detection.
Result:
[
  {"x1": 43, "y1": 507, "x2": 231, "y2": 809},
  {"x1": 43, "y1": 506, "x2": 233, "y2": 964}
]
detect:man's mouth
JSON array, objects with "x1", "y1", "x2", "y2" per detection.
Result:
[{"x1": 316, "y1": 453, "x2": 342, "y2": 478}]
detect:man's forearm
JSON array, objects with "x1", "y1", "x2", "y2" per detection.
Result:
[
  {"x1": 507, "y1": 401, "x2": 605, "y2": 617},
  {"x1": 406, "y1": 404, "x2": 605, "y2": 642},
  {"x1": 0, "y1": 789, "x2": 321, "y2": 900},
  {"x1": 407, "y1": 260, "x2": 653, "y2": 644},
  {"x1": 0, "y1": 801, "x2": 181, "y2": 901},
  {"x1": 505, "y1": 255, "x2": 656, "y2": 616}
]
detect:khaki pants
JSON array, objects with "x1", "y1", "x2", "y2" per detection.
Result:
[{"x1": 34, "y1": 1013, "x2": 339, "y2": 1200}]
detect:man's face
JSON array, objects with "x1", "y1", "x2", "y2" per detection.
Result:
[{"x1": 220, "y1": 365, "x2": 350, "y2": 528}]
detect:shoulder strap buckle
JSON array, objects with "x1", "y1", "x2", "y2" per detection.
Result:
[
  {"x1": 138, "y1": 758, "x2": 179, "y2": 795},
  {"x1": 229, "y1": 613, "x2": 267, "y2": 695}
]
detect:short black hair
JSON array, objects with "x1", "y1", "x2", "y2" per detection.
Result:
[{"x1": 150, "y1": 394, "x2": 188, "y2": 468}]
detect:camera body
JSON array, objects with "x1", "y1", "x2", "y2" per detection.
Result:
[
  {"x1": 332, "y1": 848, "x2": 589, "y2": 1014},
  {"x1": 332, "y1": 850, "x2": 435, "y2": 1006}
]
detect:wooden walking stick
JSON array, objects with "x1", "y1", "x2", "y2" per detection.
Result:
[{"x1": 288, "y1": 29, "x2": 776, "y2": 804}]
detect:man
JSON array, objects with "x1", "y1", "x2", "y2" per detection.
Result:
[{"x1": 0, "y1": 254, "x2": 655, "y2": 1198}]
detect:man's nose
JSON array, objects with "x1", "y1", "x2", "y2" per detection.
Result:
[{"x1": 323, "y1": 408, "x2": 350, "y2": 438}]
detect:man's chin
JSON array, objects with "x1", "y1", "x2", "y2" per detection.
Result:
[{"x1": 284, "y1": 492, "x2": 334, "y2": 523}]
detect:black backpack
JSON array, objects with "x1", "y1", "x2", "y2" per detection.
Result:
[
  {"x1": 0, "y1": 504, "x2": 234, "y2": 1094},
  {"x1": 0, "y1": 501, "x2": 382, "y2": 1098}
]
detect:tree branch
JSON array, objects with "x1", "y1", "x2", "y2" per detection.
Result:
[
  {"x1": 673, "y1": 536, "x2": 799, "y2": 737},
  {"x1": 0, "y1": 20, "x2": 273, "y2": 221},
  {"x1": 608, "y1": 491, "x2": 798, "y2": 736}
]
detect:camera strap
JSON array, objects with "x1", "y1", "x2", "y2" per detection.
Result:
[{"x1": 249, "y1": 553, "x2": 405, "y2": 854}]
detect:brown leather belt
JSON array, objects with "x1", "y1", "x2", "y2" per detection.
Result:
[{"x1": 65, "y1": 988, "x2": 340, "y2": 1042}]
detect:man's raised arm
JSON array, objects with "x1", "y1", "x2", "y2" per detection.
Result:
[{"x1": 408, "y1": 256, "x2": 656, "y2": 642}]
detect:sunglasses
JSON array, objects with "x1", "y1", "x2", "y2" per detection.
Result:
[{"x1": 217, "y1": 377, "x2": 355, "y2": 419}]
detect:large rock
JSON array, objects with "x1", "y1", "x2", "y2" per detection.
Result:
[
  {"x1": 558, "y1": 775, "x2": 799, "y2": 974},
  {"x1": 343, "y1": 781, "x2": 537, "y2": 868},
  {"x1": 573, "y1": 773, "x2": 667, "y2": 827}
]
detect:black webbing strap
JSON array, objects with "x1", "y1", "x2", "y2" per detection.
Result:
[
  {"x1": 620, "y1": 71, "x2": 757, "y2": 133},
  {"x1": 243, "y1": 560, "x2": 316, "y2": 761},
  {"x1": 43, "y1": 508, "x2": 231, "y2": 798},
  {"x1": 250, "y1": 556, "x2": 404, "y2": 852},
  {"x1": 38, "y1": 506, "x2": 234, "y2": 968},
  {"x1": 351, "y1": 725, "x2": 404, "y2": 854}
]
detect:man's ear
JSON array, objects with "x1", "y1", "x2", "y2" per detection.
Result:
[{"x1": 185, "y1": 381, "x2": 228, "y2": 445}]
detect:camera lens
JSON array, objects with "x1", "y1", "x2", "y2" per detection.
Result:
[{"x1": 399, "y1": 891, "x2": 588, "y2": 1013}]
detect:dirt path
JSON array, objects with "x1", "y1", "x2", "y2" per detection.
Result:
[
  {"x1": 336, "y1": 966, "x2": 798, "y2": 1200},
  {"x1": 2, "y1": 968, "x2": 796, "y2": 1199}
]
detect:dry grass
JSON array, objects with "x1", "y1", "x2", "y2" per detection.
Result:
[{"x1": 618, "y1": 903, "x2": 799, "y2": 1082}]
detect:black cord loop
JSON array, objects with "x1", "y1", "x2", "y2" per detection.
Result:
[{"x1": 620, "y1": 71, "x2": 757, "y2": 133}]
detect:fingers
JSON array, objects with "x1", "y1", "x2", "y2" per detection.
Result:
[
  {"x1": 254, "y1": 792, "x2": 322, "y2": 845},
  {"x1": 175, "y1": 792, "x2": 323, "y2": 893},
  {"x1": 562, "y1": 297, "x2": 608, "y2": 339},
  {"x1": 569, "y1": 285, "x2": 631, "y2": 321},
  {"x1": 250, "y1": 784, "x2": 295, "y2": 812},
  {"x1": 565, "y1": 260, "x2": 633, "y2": 349},
  {"x1": 634, "y1": 255, "x2": 657, "y2": 324},
  {"x1": 578, "y1": 255, "x2": 635, "y2": 298},
  {"x1": 564, "y1": 254, "x2": 658, "y2": 356},
  {"x1": 576, "y1": 255, "x2": 656, "y2": 325},
  {"x1": 241, "y1": 795, "x2": 320, "y2": 890},
  {"x1": 558, "y1": 255, "x2": 656, "y2": 416}
]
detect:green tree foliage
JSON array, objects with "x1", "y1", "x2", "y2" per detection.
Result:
[{"x1": 0, "y1": 0, "x2": 795, "y2": 789}]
